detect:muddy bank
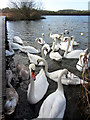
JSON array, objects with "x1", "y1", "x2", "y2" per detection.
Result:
[{"x1": 5, "y1": 50, "x2": 89, "y2": 120}]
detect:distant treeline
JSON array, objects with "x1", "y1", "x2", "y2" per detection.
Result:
[
  {"x1": 0, "y1": 7, "x2": 90, "y2": 21},
  {"x1": 40, "y1": 9, "x2": 90, "y2": 15}
]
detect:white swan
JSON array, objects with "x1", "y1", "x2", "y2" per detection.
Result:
[
  {"x1": 19, "y1": 39, "x2": 40, "y2": 54},
  {"x1": 49, "y1": 39, "x2": 62, "y2": 61},
  {"x1": 37, "y1": 58, "x2": 87, "y2": 85},
  {"x1": 36, "y1": 33, "x2": 45, "y2": 45},
  {"x1": 70, "y1": 36, "x2": 79, "y2": 46},
  {"x1": 6, "y1": 41, "x2": 14, "y2": 57},
  {"x1": 49, "y1": 28, "x2": 60, "y2": 39},
  {"x1": 38, "y1": 69, "x2": 67, "y2": 118},
  {"x1": 27, "y1": 64, "x2": 49, "y2": 104},
  {"x1": 64, "y1": 38, "x2": 87, "y2": 59},
  {"x1": 60, "y1": 33, "x2": 70, "y2": 42},
  {"x1": 76, "y1": 51, "x2": 89, "y2": 72},
  {"x1": 51, "y1": 38, "x2": 60, "y2": 51},
  {"x1": 27, "y1": 45, "x2": 48, "y2": 66},
  {"x1": 5, "y1": 70, "x2": 19, "y2": 115},
  {"x1": 59, "y1": 37, "x2": 73, "y2": 52},
  {"x1": 13, "y1": 36, "x2": 24, "y2": 45},
  {"x1": 9, "y1": 40, "x2": 23, "y2": 50}
]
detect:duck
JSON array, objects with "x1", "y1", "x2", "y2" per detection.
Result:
[
  {"x1": 6, "y1": 41, "x2": 14, "y2": 57},
  {"x1": 4, "y1": 70, "x2": 19, "y2": 115},
  {"x1": 35, "y1": 33, "x2": 45, "y2": 45},
  {"x1": 49, "y1": 28, "x2": 61, "y2": 39},
  {"x1": 15, "y1": 63, "x2": 29, "y2": 81},
  {"x1": 19, "y1": 38, "x2": 40, "y2": 54},
  {"x1": 64, "y1": 38, "x2": 87, "y2": 59},
  {"x1": 27, "y1": 64, "x2": 49, "y2": 104},
  {"x1": 37, "y1": 69, "x2": 67, "y2": 118},
  {"x1": 27, "y1": 45, "x2": 48, "y2": 66},
  {"x1": 49, "y1": 39, "x2": 62, "y2": 61},
  {"x1": 13, "y1": 36, "x2": 24, "y2": 45},
  {"x1": 37, "y1": 58, "x2": 87, "y2": 85}
]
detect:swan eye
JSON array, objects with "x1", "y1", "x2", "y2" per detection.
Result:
[{"x1": 10, "y1": 105, "x2": 12, "y2": 108}]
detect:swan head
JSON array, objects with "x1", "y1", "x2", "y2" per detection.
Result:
[
  {"x1": 65, "y1": 29, "x2": 69, "y2": 34},
  {"x1": 37, "y1": 58, "x2": 44, "y2": 65},
  {"x1": 71, "y1": 36, "x2": 75, "y2": 41},
  {"x1": 42, "y1": 33, "x2": 44, "y2": 37},
  {"x1": 29, "y1": 64, "x2": 36, "y2": 81},
  {"x1": 4, "y1": 98, "x2": 17, "y2": 115},
  {"x1": 58, "y1": 69, "x2": 68, "y2": 79}
]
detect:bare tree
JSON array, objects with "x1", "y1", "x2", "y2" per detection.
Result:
[{"x1": 9, "y1": 0, "x2": 42, "y2": 20}]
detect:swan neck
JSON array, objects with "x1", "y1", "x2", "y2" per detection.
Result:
[
  {"x1": 8, "y1": 80, "x2": 13, "y2": 88},
  {"x1": 64, "y1": 38, "x2": 70, "y2": 57},
  {"x1": 58, "y1": 69, "x2": 67, "y2": 92},
  {"x1": 35, "y1": 39, "x2": 39, "y2": 50},
  {"x1": 61, "y1": 34, "x2": 64, "y2": 41},
  {"x1": 9, "y1": 41, "x2": 13, "y2": 52},
  {"x1": 70, "y1": 38, "x2": 74, "y2": 51},
  {"x1": 41, "y1": 58, "x2": 48, "y2": 74},
  {"x1": 41, "y1": 46, "x2": 45, "y2": 58}
]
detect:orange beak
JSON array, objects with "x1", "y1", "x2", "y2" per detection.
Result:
[{"x1": 31, "y1": 71, "x2": 36, "y2": 81}]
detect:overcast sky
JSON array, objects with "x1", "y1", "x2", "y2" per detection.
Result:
[{"x1": 0, "y1": 0, "x2": 89, "y2": 11}]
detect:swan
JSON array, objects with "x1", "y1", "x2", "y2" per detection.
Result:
[
  {"x1": 64, "y1": 38, "x2": 87, "y2": 59},
  {"x1": 70, "y1": 36, "x2": 79, "y2": 46},
  {"x1": 36, "y1": 33, "x2": 45, "y2": 45},
  {"x1": 6, "y1": 41, "x2": 14, "y2": 57},
  {"x1": 15, "y1": 63, "x2": 29, "y2": 81},
  {"x1": 76, "y1": 51, "x2": 89, "y2": 72},
  {"x1": 59, "y1": 37, "x2": 73, "y2": 52},
  {"x1": 60, "y1": 33, "x2": 70, "y2": 42},
  {"x1": 49, "y1": 39, "x2": 62, "y2": 61},
  {"x1": 27, "y1": 45, "x2": 48, "y2": 66},
  {"x1": 64, "y1": 29, "x2": 69, "y2": 34},
  {"x1": 51, "y1": 38, "x2": 60, "y2": 51},
  {"x1": 38, "y1": 69, "x2": 67, "y2": 118},
  {"x1": 13, "y1": 36, "x2": 24, "y2": 45},
  {"x1": 19, "y1": 38, "x2": 40, "y2": 54},
  {"x1": 43, "y1": 43, "x2": 51, "y2": 54},
  {"x1": 49, "y1": 28, "x2": 61, "y2": 39},
  {"x1": 37, "y1": 58, "x2": 87, "y2": 85},
  {"x1": 4, "y1": 70, "x2": 19, "y2": 115},
  {"x1": 8, "y1": 40, "x2": 23, "y2": 50},
  {"x1": 81, "y1": 33, "x2": 84, "y2": 36},
  {"x1": 27, "y1": 64, "x2": 49, "y2": 104}
]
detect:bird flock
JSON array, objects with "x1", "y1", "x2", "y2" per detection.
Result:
[{"x1": 5, "y1": 29, "x2": 89, "y2": 119}]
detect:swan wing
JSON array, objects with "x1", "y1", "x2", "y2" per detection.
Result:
[
  {"x1": 34, "y1": 69, "x2": 49, "y2": 102},
  {"x1": 61, "y1": 72, "x2": 88, "y2": 85},
  {"x1": 49, "y1": 52, "x2": 62, "y2": 61},
  {"x1": 27, "y1": 53, "x2": 44, "y2": 65},
  {"x1": 20, "y1": 46, "x2": 40, "y2": 53},
  {"x1": 13, "y1": 36, "x2": 23, "y2": 45},
  {"x1": 66, "y1": 50, "x2": 84, "y2": 59},
  {"x1": 47, "y1": 70, "x2": 63, "y2": 82}
]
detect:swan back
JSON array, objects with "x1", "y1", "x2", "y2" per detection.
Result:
[
  {"x1": 13, "y1": 36, "x2": 23, "y2": 45},
  {"x1": 38, "y1": 69, "x2": 67, "y2": 118}
]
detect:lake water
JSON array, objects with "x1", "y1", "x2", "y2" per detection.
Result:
[
  {"x1": 7, "y1": 15, "x2": 88, "y2": 49},
  {"x1": 6, "y1": 16, "x2": 89, "y2": 120}
]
